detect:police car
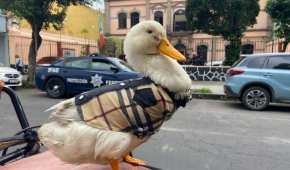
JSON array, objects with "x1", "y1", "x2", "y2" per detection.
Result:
[{"x1": 35, "y1": 56, "x2": 142, "y2": 98}]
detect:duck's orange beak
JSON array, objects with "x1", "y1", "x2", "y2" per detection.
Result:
[{"x1": 159, "y1": 38, "x2": 186, "y2": 61}]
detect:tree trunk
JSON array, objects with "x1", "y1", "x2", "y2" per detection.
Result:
[
  {"x1": 282, "y1": 39, "x2": 289, "y2": 52},
  {"x1": 224, "y1": 38, "x2": 241, "y2": 66},
  {"x1": 27, "y1": 24, "x2": 42, "y2": 86}
]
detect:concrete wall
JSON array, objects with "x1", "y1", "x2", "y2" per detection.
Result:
[
  {"x1": 0, "y1": 15, "x2": 6, "y2": 32},
  {"x1": 20, "y1": 6, "x2": 105, "y2": 41},
  {"x1": 0, "y1": 33, "x2": 9, "y2": 66},
  {"x1": 0, "y1": 15, "x2": 9, "y2": 66}
]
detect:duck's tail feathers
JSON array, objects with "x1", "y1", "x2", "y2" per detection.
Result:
[
  {"x1": 46, "y1": 98, "x2": 79, "y2": 125},
  {"x1": 45, "y1": 98, "x2": 75, "y2": 113}
]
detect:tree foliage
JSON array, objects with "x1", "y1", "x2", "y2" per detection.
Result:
[
  {"x1": 266, "y1": 0, "x2": 290, "y2": 52},
  {"x1": 186, "y1": 0, "x2": 260, "y2": 65},
  {"x1": 0, "y1": 0, "x2": 95, "y2": 84}
]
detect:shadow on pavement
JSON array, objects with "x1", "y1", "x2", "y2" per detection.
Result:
[{"x1": 225, "y1": 101, "x2": 290, "y2": 113}]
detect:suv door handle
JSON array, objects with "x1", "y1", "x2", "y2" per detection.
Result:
[{"x1": 264, "y1": 73, "x2": 273, "y2": 77}]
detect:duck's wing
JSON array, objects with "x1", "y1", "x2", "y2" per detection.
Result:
[{"x1": 39, "y1": 121, "x2": 143, "y2": 165}]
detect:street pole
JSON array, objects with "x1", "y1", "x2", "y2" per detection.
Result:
[
  {"x1": 271, "y1": 40, "x2": 274, "y2": 53},
  {"x1": 211, "y1": 36, "x2": 216, "y2": 66}
]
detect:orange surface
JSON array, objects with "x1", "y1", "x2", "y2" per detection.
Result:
[
  {"x1": 0, "y1": 152, "x2": 148, "y2": 170},
  {"x1": 0, "y1": 80, "x2": 4, "y2": 90}
]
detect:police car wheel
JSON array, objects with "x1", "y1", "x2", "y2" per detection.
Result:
[{"x1": 45, "y1": 77, "x2": 66, "y2": 98}]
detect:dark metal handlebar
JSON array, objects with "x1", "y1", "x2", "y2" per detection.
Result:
[
  {"x1": 2, "y1": 86, "x2": 30, "y2": 129},
  {"x1": 0, "y1": 86, "x2": 40, "y2": 165}
]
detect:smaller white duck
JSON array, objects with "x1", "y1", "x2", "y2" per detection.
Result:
[{"x1": 38, "y1": 20, "x2": 192, "y2": 170}]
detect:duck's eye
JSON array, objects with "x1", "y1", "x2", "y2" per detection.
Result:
[{"x1": 147, "y1": 30, "x2": 153, "y2": 34}]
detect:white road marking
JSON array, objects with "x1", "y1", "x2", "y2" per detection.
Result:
[
  {"x1": 262, "y1": 137, "x2": 290, "y2": 145},
  {"x1": 161, "y1": 127, "x2": 290, "y2": 146},
  {"x1": 161, "y1": 144, "x2": 174, "y2": 152}
]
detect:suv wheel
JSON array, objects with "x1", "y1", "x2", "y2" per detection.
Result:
[
  {"x1": 242, "y1": 87, "x2": 270, "y2": 111},
  {"x1": 45, "y1": 77, "x2": 65, "y2": 98}
]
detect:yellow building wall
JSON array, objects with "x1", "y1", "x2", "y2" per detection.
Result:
[{"x1": 20, "y1": 5, "x2": 104, "y2": 40}]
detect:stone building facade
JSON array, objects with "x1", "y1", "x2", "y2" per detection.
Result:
[{"x1": 105, "y1": 0, "x2": 275, "y2": 63}]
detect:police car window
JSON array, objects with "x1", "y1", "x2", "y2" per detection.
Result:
[
  {"x1": 118, "y1": 60, "x2": 134, "y2": 72},
  {"x1": 65, "y1": 59, "x2": 90, "y2": 69},
  {"x1": 267, "y1": 56, "x2": 290, "y2": 70},
  {"x1": 91, "y1": 60, "x2": 115, "y2": 71},
  {"x1": 53, "y1": 60, "x2": 64, "y2": 67}
]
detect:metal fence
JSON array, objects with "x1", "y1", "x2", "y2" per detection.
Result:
[
  {"x1": 9, "y1": 35, "x2": 99, "y2": 65},
  {"x1": 183, "y1": 38, "x2": 290, "y2": 66},
  {"x1": 183, "y1": 65, "x2": 230, "y2": 81}
]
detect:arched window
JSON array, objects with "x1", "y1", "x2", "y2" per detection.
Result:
[
  {"x1": 118, "y1": 12, "x2": 127, "y2": 29},
  {"x1": 154, "y1": 11, "x2": 163, "y2": 25},
  {"x1": 131, "y1": 12, "x2": 140, "y2": 27},
  {"x1": 196, "y1": 45, "x2": 208, "y2": 65},
  {"x1": 173, "y1": 9, "x2": 187, "y2": 32},
  {"x1": 241, "y1": 44, "x2": 254, "y2": 54}
]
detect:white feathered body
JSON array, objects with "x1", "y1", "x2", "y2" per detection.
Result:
[{"x1": 38, "y1": 99, "x2": 146, "y2": 165}]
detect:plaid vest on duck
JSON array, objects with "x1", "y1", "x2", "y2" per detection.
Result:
[{"x1": 75, "y1": 77, "x2": 176, "y2": 138}]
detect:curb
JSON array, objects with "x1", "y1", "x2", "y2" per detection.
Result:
[{"x1": 191, "y1": 93, "x2": 236, "y2": 100}]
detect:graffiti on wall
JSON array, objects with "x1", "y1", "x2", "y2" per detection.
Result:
[{"x1": 183, "y1": 66, "x2": 230, "y2": 81}]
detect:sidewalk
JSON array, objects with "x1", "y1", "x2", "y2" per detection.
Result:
[
  {"x1": 191, "y1": 81, "x2": 230, "y2": 100},
  {"x1": 21, "y1": 76, "x2": 227, "y2": 100},
  {"x1": 191, "y1": 81, "x2": 224, "y2": 95}
]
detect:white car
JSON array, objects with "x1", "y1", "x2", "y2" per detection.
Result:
[{"x1": 0, "y1": 63, "x2": 23, "y2": 87}]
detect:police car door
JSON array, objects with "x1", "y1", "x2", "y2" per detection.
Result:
[
  {"x1": 63, "y1": 58, "x2": 92, "y2": 93},
  {"x1": 90, "y1": 58, "x2": 119, "y2": 86}
]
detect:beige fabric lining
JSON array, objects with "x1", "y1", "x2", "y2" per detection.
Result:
[{"x1": 79, "y1": 83, "x2": 176, "y2": 136}]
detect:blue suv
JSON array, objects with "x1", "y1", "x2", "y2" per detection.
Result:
[{"x1": 224, "y1": 53, "x2": 290, "y2": 110}]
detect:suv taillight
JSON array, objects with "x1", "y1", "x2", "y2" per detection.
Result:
[{"x1": 227, "y1": 68, "x2": 244, "y2": 77}]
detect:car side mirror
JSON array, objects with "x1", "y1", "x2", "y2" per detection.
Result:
[{"x1": 110, "y1": 67, "x2": 120, "y2": 73}]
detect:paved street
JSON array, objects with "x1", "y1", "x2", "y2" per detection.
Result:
[
  {"x1": 1, "y1": 89, "x2": 290, "y2": 170},
  {"x1": 0, "y1": 89, "x2": 62, "y2": 138}
]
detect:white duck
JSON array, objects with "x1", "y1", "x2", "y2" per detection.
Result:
[{"x1": 38, "y1": 20, "x2": 192, "y2": 170}]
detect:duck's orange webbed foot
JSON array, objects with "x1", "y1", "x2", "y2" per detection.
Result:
[
  {"x1": 0, "y1": 80, "x2": 4, "y2": 98},
  {"x1": 0, "y1": 80, "x2": 4, "y2": 91},
  {"x1": 110, "y1": 159, "x2": 120, "y2": 170},
  {"x1": 123, "y1": 155, "x2": 146, "y2": 166}
]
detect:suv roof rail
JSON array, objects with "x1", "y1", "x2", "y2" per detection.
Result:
[{"x1": 242, "y1": 53, "x2": 290, "y2": 57}]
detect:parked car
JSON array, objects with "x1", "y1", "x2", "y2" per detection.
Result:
[
  {"x1": 0, "y1": 63, "x2": 23, "y2": 87},
  {"x1": 35, "y1": 56, "x2": 143, "y2": 98},
  {"x1": 224, "y1": 53, "x2": 290, "y2": 110},
  {"x1": 37, "y1": 56, "x2": 62, "y2": 66}
]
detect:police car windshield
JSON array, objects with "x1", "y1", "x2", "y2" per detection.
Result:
[
  {"x1": 52, "y1": 60, "x2": 64, "y2": 67},
  {"x1": 117, "y1": 60, "x2": 135, "y2": 72}
]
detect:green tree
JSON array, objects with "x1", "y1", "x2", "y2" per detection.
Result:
[
  {"x1": 0, "y1": 0, "x2": 95, "y2": 85},
  {"x1": 186, "y1": 0, "x2": 260, "y2": 65},
  {"x1": 266, "y1": 0, "x2": 290, "y2": 52}
]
